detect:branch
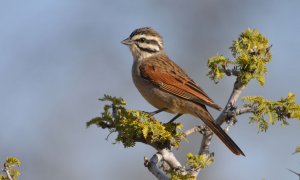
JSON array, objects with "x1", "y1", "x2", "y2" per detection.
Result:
[
  {"x1": 224, "y1": 107, "x2": 254, "y2": 132},
  {"x1": 199, "y1": 80, "x2": 245, "y2": 153},
  {"x1": 287, "y1": 168, "x2": 300, "y2": 176},
  {"x1": 222, "y1": 65, "x2": 240, "y2": 77},
  {"x1": 190, "y1": 130, "x2": 213, "y2": 177},
  {"x1": 1, "y1": 157, "x2": 21, "y2": 180},
  {"x1": 193, "y1": 79, "x2": 246, "y2": 177},
  {"x1": 144, "y1": 154, "x2": 169, "y2": 180},
  {"x1": 158, "y1": 148, "x2": 182, "y2": 169},
  {"x1": 144, "y1": 79, "x2": 248, "y2": 178},
  {"x1": 4, "y1": 167, "x2": 13, "y2": 180},
  {"x1": 183, "y1": 125, "x2": 206, "y2": 137},
  {"x1": 192, "y1": 104, "x2": 246, "y2": 177},
  {"x1": 216, "y1": 80, "x2": 245, "y2": 125},
  {"x1": 144, "y1": 148, "x2": 189, "y2": 179},
  {"x1": 183, "y1": 126, "x2": 215, "y2": 178},
  {"x1": 235, "y1": 107, "x2": 254, "y2": 115},
  {"x1": 198, "y1": 128, "x2": 213, "y2": 155}
]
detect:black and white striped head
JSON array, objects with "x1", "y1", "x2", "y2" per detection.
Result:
[{"x1": 121, "y1": 27, "x2": 164, "y2": 60}]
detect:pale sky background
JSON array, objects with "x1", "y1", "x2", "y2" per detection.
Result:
[{"x1": 1, "y1": 1, "x2": 300, "y2": 180}]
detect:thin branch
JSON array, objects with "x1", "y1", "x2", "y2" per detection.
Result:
[
  {"x1": 185, "y1": 127, "x2": 214, "y2": 177},
  {"x1": 287, "y1": 168, "x2": 300, "y2": 177},
  {"x1": 3, "y1": 164, "x2": 13, "y2": 180},
  {"x1": 183, "y1": 125, "x2": 206, "y2": 137},
  {"x1": 100, "y1": 121, "x2": 114, "y2": 129},
  {"x1": 235, "y1": 107, "x2": 254, "y2": 115},
  {"x1": 5, "y1": 170, "x2": 13, "y2": 180},
  {"x1": 224, "y1": 107, "x2": 254, "y2": 132}
]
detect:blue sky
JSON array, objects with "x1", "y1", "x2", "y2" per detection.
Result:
[{"x1": 0, "y1": 1, "x2": 300, "y2": 179}]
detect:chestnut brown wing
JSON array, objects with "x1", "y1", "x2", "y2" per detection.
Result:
[{"x1": 139, "y1": 57, "x2": 221, "y2": 110}]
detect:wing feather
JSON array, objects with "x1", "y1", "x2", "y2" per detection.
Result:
[{"x1": 139, "y1": 57, "x2": 221, "y2": 110}]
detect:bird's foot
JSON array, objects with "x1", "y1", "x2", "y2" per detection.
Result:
[
  {"x1": 143, "y1": 108, "x2": 167, "y2": 117},
  {"x1": 167, "y1": 114, "x2": 182, "y2": 124}
]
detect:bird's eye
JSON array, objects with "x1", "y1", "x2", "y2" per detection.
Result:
[{"x1": 139, "y1": 38, "x2": 146, "y2": 42}]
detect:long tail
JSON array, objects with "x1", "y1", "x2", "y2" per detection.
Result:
[{"x1": 196, "y1": 106, "x2": 245, "y2": 156}]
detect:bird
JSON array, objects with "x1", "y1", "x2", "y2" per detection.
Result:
[{"x1": 121, "y1": 27, "x2": 245, "y2": 156}]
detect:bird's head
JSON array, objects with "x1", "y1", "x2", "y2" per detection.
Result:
[{"x1": 121, "y1": 27, "x2": 164, "y2": 60}]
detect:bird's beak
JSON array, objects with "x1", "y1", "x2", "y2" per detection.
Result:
[{"x1": 121, "y1": 37, "x2": 132, "y2": 45}]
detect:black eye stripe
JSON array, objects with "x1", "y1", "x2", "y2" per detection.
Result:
[
  {"x1": 136, "y1": 44, "x2": 159, "y2": 53},
  {"x1": 138, "y1": 38, "x2": 146, "y2": 43},
  {"x1": 135, "y1": 38, "x2": 162, "y2": 49},
  {"x1": 136, "y1": 38, "x2": 153, "y2": 44}
]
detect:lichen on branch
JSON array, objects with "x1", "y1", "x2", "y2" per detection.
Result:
[
  {"x1": 0, "y1": 157, "x2": 21, "y2": 180},
  {"x1": 207, "y1": 28, "x2": 272, "y2": 86},
  {"x1": 243, "y1": 92, "x2": 300, "y2": 132},
  {"x1": 207, "y1": 55, "x2": 231, "y2": 82},
  {"x1": 186, "y1": 153, "x2": 213, "y2": 170},
  {"x1": 86, "y1": 95, "x2": 184, "y2": 148},
  {"x1": 165, "y1": 153, "x2": 213, "y2": 180}
]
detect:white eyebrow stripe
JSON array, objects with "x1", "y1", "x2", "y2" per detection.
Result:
[
  {"x1": 131, "y1": 35, "x2": 163, "y2": 48},
  {"x1": 138, "y1": 43, "x2": 160, "y2": 51},
  {"x1": 132, "y1": 35, "x2": 160, "y2": 42}
]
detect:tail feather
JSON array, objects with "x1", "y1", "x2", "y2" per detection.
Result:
[{"x1": 196, "y1": 107, "x2": 245, "y2": 156}]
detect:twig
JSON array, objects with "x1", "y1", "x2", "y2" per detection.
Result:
[
  {"x1": 3, "y1": 164, "x2": 13, "y2": 180},
  {"x1": 184, "y1": 125, "x2": 206, "y2": 137},
  {"x1": 287, "y1": 168, "x2": 300, "y2": 180},
  {"x1": 5, "y1": 170, "x2": 13, "y2": 180},
  {"x1": 189, "y1": 127, "x2": 214, "y2": 177},
  {"x1": 224, "y1": 107, "x2": 254, "y2": 132},
  {"x1": 235, "y1": 107, "x2": 254, "y2": 115},
  {"x1": 99, "y1": 121, "x2": 114, "y2": 129}
]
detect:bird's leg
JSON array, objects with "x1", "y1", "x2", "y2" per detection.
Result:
[
  {"x1": 146, "y1": 108, "x2": 168, "y2": 116},
  {"x1": 168, "y1": 114, "x2": 182, "y2": 123}
]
